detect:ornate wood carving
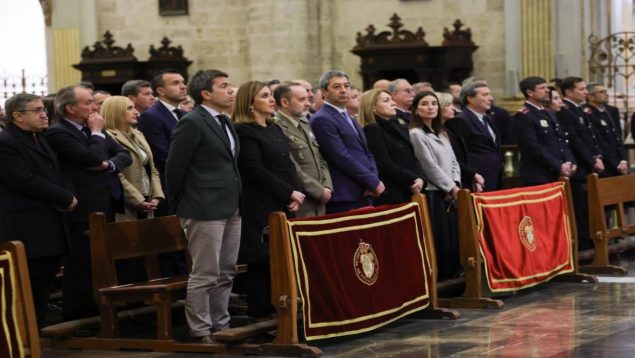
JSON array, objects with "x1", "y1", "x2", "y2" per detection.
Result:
[
  {"x1": 442, "y1": 19, "x2": 475, "y2": 47},
  {"x1": 354, "y1": 13, "x2": 427, "y2": 49},
  {"x1": 149, "y1": 37, "x2": 188, "y2": 61},
  {"x1": 80, "y1": 31, "x2": 136, "y2": 61}
]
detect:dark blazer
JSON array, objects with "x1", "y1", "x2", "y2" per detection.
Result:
[
  {"x1": 137, "y1": 101, "x2": 179, "y2": 189},
  {"x1": 0, "y1": 124, "x2": 73, "y2": 258},
  {"x1": 363, "y1": 116, "x2": 425, "y2": 205},
  {"x1": 166, "y1": 105, "x2": 241, "y2": 220},
  {"x1": 310, "y1": 104, "x2": 380, "y2": 204},
  {"x1": 394, "y1": 108, "x2": 411, "y2": 126},
  {"x1": 514, "y1": 103, "x2": 575, "y2": 186},
  {"x1": 606, "y1": 104, "x2": 622, "y2": 140},
  {"x1": 45, "y1": 118, "x2": 131, "y2": 223},
  {"x1": 489, "y1": 105, "x2": 515, "y2": 145},
  {"x1": 585, "y1": 104, "x2": 627, "y2": 177},
  {"x1": 236, "y1": 122, "x2": 301, "y2": 262},
  {"x1": 556, "y1": 99, "x2": 602, "y2": 181},
  {"x1": 445, "y1": 118, "x2": 476, "y2": 189},
  {"x1": 445, "y1": 108, "x2": 502, "y2": 191}
]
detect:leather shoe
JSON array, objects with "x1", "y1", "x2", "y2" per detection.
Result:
[{"x1": 192, "y1": 335, "x2": 217, "y2": 344}]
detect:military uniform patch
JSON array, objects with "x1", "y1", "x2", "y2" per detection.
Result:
[{"x1": 540, "y1": 119, "x2": 549, "y2": 127}]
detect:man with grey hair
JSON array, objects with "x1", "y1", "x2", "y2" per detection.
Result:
[
  {"x1": 122, "y1": 79, "x2": 156, "y2": 113},
  {"x1": 166, "y1": 69, "x2": 239, "y2": 343},
  {"x1": 310, "y1": 70, "x2": 383, "y2": 213},
  {"x1": 445, "y1": 81, "x2": 502, "y2": 191},
  {"x1": 462, "y1": 76, "x2": 515, "y2": 144},
  {"x1": 45, "y1": 85, "x2": 132, "y2": 321},
  {"x1": 388, "y1": 78, "x2": 415, "y2": 124},
  {"x1": 0, "y1": 93, "x2": 76, "y2": 326}
]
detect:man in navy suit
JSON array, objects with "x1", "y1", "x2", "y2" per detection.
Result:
[
  {"x1": 0, "y1": 93, "x2": 77, "y2": 326},
  {"x1": 45, "y1": 85, "x2": 131, "y2": 321},
  {"x1": 137, "y1": 69, "x2": 187, "y2": 216},
  {"x1": 310, "y1": 70, "x2": 384, "y2": 213},
  {"x1": 445, "y1": 82, "x2": 502, "y2": 191}
]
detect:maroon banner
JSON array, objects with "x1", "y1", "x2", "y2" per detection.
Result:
[
  {"x1": 286, "y1": 203, "x2": 432, "y2": 340},
  {"x1": 0, "y1": 251, "x2": 24, "y2": 358},
  {"x1": 471, "y1": 182, "x2": 574, "y2": 292}
]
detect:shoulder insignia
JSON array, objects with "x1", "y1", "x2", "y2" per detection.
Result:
[
  {"x1": 583, "y1": 107, "x2": 592, "y2": 115},
  {"x1": 516, "y1": 107, "x2": 529, "y2": 114}
]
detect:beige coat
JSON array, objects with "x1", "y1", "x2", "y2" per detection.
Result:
[
  {"x1": 276, "y1": 112, "x2": 332, "y2": 217},
  {"x1": 107, "y1": 128, "x2": 165, "y2": 221}
]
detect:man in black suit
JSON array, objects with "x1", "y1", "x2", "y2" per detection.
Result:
[
  {"x1": 0, "y1": 94, "x2": 77, "y2": 326},
  {"x1": 388, "y1": 79, "x2": 415, "y2": 125},
  {"x1": 446, "y1": 81, "x2": 502, "y2": 191},
  {"x1": 165, "y1": 70, "x2": 240, "y2": 343},
  {"x1": 45, "y1": 85, "x2": 131, "y2": 321},
  {"x1": 585, "y1": 83, "x2": 628, "y2": 177},
  {"x1": 513, "y1": 77, "x2": 575, "y2": 186}
]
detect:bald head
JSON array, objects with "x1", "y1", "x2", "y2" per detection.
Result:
[{"x1": 373, "y1": 79, "x2": 390, "y2": 90}]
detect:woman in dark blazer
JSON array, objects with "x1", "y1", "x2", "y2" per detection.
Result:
[
  {"x1": 233, "y1": 81, "x2": 305, "y2": 320},
  {"x1": 360, "y1": 89, "x2": 425, "y2": 205}
]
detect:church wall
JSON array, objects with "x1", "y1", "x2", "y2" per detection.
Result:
[{"x1": 96, "y1": 0, "x2": 506, "y2": 95}]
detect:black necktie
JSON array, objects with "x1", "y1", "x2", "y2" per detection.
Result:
[
  {"x1": 216, "y1": 114, "x2": 231, "y2": 141},
  {"x1": 82, "y1": 126, "x2": 92, "y2": 138},
  {"x1": 32, "y1": 133, "x2": 40, "y2": 148},
  {"x1": 174, "y1": 109, "x2": 184, "y2": 120}
]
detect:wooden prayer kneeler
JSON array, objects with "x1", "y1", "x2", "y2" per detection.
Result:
[
  {"x1": 0, "y1": 241, "x2": 41, "y2": 358},
  {"x1": 264, "y1": 194, "x2": 457, "y2": 355},
  {"x1": 443, "y1": 179, "x2": 596, "y2": 309},
  {"x1": 579, "y1": 173, "x2": 635, "y2": 275}
]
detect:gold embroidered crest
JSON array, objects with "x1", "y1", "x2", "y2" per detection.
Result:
[
  {"x1": 518, "y1": 216, "x2": 537, "y2": 252},
  {"x1": 353, "y1": 241, "x2": 379, "y2": 285}
]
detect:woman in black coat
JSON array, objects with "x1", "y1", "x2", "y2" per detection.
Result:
[
  {"x1": 360, "y1": 89, "x2": 425, "y2": 205},
  {"x1": 233, "y1": 81, "x2": 304, "y2": 320}
]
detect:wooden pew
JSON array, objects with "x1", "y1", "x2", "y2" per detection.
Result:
[
  {"x1": 443, "y1": 179, "x2": 596, "y2": 309},
  {"x1": 0, "y1": 241, "x2": 41, "y2": 358},
  {"x1": 581, "y1": 173, "x2": 635, "y2": 274},
  {"x1": 88, "y1": 212, "x2": 189, "y2": 341}
]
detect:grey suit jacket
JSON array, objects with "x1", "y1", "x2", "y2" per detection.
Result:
[
  {"x1": 165, "y1": 105, "x2": 241, "y2": 220},
  {"x1": 276, "y1": 112, "x2": 332, "y2": 217},
  {"x1": 409, "y1": 127, "x2": 460, "y2": 193}
]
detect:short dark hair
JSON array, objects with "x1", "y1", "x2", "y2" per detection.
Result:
[
  {"x1": 121, "y1": 79, "x2": 151, "y2": 96},
  {"x1": 187, "y1": 69, "x2": 228, "y2": 105},
  {"x1": 560, "y1": 77, "x2": 584, "y2": 96},
  {"x1": 151, "y1": 69, "x2": 182, "y2": 94},
  {"x1": 273, "y1": 82, "x2": 301, "y2": 107},
  {"x1": 79, "y1": 81, "x2": 94, "y2": 90},
  {"x1": 4, "y1": 93, "x2": 42, "y2": 122},
  {"x1": 519, "y1": 76, "x2": 547, "y2": 99},
  {"x1": 319, "y1": 70, "x2": 349, "y2": 91}
]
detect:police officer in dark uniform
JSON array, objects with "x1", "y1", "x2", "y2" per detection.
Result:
[
  {"x1": 514, "y1": 76, "x2": 575, "y2": 186},
  {"x1": 585, "y1": 83, "x2": 628, "y2": 177},
  {"x1": 556, "y1": 77, "x2": 605, "y2": 251}
]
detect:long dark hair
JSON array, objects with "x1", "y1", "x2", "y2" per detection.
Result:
[{"x1": 409, "y1": 91, "x2": 443, "y2": 134}]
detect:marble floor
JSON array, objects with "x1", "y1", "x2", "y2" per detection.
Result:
[{"x1": 43, "y1": 254, "x2": 635, "y2": 358}]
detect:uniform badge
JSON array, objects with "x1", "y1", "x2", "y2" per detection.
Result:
[
  {"x1": 540, "y1": 119, "x2": 549, "y2": 127},
  {"x1": 353, "y1": 240, "x2": 378, "y2": 285},
  {"x1": 601, "y1": 120, "x2": 607, "y2": 126},
  {"x1": 298, "y1": 152, "x2": 305, "y2": 160},
  {"x1": 518, "y1": 216, "x2": 537, "y2": 252},
  {"x1": 290, "y1": 135, "x2": 297, "y2": 141},
  {"x1": 578, "y1": 117, "x2": 584, "y2": 125}
]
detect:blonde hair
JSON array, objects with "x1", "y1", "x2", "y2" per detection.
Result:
[
  {"x1": 232, "y1": 81, "x2": 274, "y2": 125},
  {"x1": 358, "y1": 89, "x2": 390, "y2": 127},
  {"x1": 100, "y1": 95, "x2": 130, "y2": 130}
]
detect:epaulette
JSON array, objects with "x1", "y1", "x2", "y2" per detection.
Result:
[
  {"x1": 515, "y1": 107, "x2": 529, "y2": 114},
  {"x1": 562, "y1": 102, "x2": 571, "y2": 109},
  {"x1": 583, "y1": 107, "x2": 593, "y2": 115}
]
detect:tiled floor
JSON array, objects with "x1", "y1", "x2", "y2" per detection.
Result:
[{"x1": 43, "y1": 254, "x2": 635, "y2": 357}]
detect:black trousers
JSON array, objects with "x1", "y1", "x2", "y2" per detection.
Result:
[
  {"x1": 62, "y1": 222, "x2": 98, "y2": 321},
  {"x1": 245, "y1": 258, "x2": 274, "y2": 319},
  {"x1": 571, "y1": 180, "x2": 593, "y2": 251},
  {"x1": 28, "y1": 254, "x2": 64, "y2": 327}
]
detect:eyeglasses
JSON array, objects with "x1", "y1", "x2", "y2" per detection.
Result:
[{"x1": 17, "y1": 107, "x2": 48, "y2": 115}]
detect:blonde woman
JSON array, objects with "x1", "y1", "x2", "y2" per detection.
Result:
[
  {"x1": 101, "y1": 96, "x2": 164, "y2": 221},
  {"x1": 360, "y1": 89, "x2": 425, "y2": 205}
]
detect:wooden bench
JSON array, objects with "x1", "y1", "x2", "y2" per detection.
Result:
[
  {"x1": 0, "y1": 241, "x2": 41, "y2": 358},
  {"x1": 581, "y1": 173, "x2": 635, "y2": 274},
  {"x1": 88, "y1": 212, "x2": 189, "y2": 341}
]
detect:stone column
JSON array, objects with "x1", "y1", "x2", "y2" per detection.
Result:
[{"x1": 520, "y1": 0, "x2": 554, "y2": 80}]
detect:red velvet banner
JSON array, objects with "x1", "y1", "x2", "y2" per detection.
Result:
[
  {"x1": 0, "y1": 251, "x2": 24, "y2": 358},
  {"x1": 286, "y1": 203, "x2": 433, "y2": 340},
  {"x1": 471, "y1": 182, "x2": 574, "y2": 292}
]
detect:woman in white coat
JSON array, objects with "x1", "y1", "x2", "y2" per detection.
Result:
[{"x1": 409, "y1": 91, "x2": 461, "y2": 279}]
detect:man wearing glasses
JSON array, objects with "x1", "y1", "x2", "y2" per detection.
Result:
[
  {"x1": 388, "y1": 79, "x2": 415, "y2": 125},
  {"x1": 0, "y1": 93, "x2": 77, "y2": 327}
]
